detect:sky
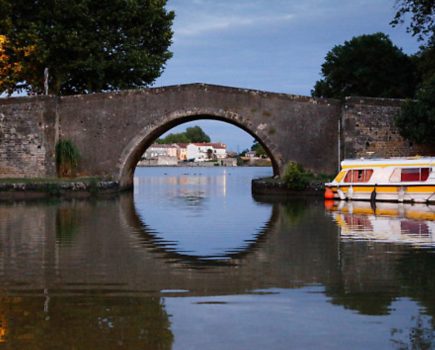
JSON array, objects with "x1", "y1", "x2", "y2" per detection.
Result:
[{"x1": 154, "y1": 0, "x2": 421, "y2": 151}]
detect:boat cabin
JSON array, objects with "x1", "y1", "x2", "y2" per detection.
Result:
[{"x1": 325, "y1": 157, "x2": 435, "y2": 203}]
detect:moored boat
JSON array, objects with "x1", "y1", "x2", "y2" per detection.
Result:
[{"x1": 325, "y1": 157, "x2": 435, "y2": 203}]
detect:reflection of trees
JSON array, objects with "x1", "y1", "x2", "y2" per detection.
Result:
[
  {"x1": 391, "y1": 315, "x2": 435, "y2": 350},
  {"x1": 324, "y1": 240, "x2": 400, "y2": 316},
  {"x1": 395, "y1": 250, "x2": 435, "y2": 327},
  {"x1": 0, "y1": 294, "x2": 173, "y2": 349},
  {"x1": 327, "y1": 288, "x2": 396, "y2": 315}
]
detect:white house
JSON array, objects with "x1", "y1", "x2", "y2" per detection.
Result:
[
  {"x1": 186, "y1": 143, "x2": 227, "y2": 162},
  {"x1": 143, "y1": 144, "x2": 178, "y2": 159}
]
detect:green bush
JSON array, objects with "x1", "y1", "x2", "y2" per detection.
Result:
[
  {"x1": 282, "y1": 162, "x2": 310, "y2": 190},
  {"x1": 56, "y1": 139, "x2": 80, "y2": 177},
  {"x1": 395, "y1": 75, "x2": 435, "y2": 145}
]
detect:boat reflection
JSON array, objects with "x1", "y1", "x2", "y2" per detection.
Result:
[{"x1": 326, "y1": 200, "x2": 435, "y2": 246}]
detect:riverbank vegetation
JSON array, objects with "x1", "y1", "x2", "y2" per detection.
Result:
[
  {"x1": 252, "y1": 162, "x2": 332, "y2": 196},
  {"x1": 282, "y1": 162, "x2": 332, "y2": 191}
]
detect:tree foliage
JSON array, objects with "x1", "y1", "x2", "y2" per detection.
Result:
[
  {"x1": 251, "y1": 140, "x2": 267, "y2": 157},
  {"x1": 156, "y1": 132, "x2": 190, "y2": 144},
  {"x1": 0, "y1": 0, "x2": 174, "y2": 95},
  {"x1": 0, "y1": 34, "x2": 36, "y2": 95},
  {"x1": 414, "y1": 37, "x2": 435, "y2": 83},
  {"x1": 157, "y1": 126, "x2": 211, "y2": 144},
  {"x1": 312, "y1": 33, "x2": 417, "y2": 99},
  {"x1": 184, "y1": 126, "x2": 211, "y2": 143},
  {"x1": 390, "y1": 0, "x2": 435, "y2": 42},
  {"x1": 395, "y1": 75, "x2": 435, "y2": 145},
  {"x1": 282, "y1": 162, "x2": 310, "y2": 191}
]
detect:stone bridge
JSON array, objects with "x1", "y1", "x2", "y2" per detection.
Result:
[{"x1": 0, "y1": 83, "x2": 430, "y2": 188}]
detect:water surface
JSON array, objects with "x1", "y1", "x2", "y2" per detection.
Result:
[{"x1": 0, "y1": 166, "x2": 434, "y2": 349}]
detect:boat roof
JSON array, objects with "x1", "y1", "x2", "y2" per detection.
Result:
[{"x1": 341, "y1": 157, "x2": 435, "y2": 168}]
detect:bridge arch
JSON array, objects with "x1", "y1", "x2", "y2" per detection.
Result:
[
  {"x1": 50, "y1": 84, "x2": 342, "y2": 186},
  {"x1": 118, "y1": 108, "x2": 280, "y2": 188}
]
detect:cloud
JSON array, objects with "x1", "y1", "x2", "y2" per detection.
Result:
[
  {"x1": 175, "y1": 13, "x2": 294, "y2": 37},
  {"x1": 168, "y1": 0, "x2": 296, "y2": 40}
]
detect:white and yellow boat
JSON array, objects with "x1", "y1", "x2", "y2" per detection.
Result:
[{"x1": 325, "y1": 157, "x2": 435, "y2": 203}]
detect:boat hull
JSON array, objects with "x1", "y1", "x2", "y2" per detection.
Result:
[{"x1": 327, "y1": 184, "x2": 435, "y2": 203}]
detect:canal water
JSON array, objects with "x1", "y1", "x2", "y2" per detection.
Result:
[{"x1": 0, "y1": 166, "x2": 434, "y2": 349}]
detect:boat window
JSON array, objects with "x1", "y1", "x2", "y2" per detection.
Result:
[
  {"x1": 389, "y1": 168, "x2": 401, "y2": 182},
  {"x1": 390, "y1": 167, "x2": 431, "y2": 182},
  {"x1": 399, "y1": 168, "x2": 431, "y2": 182},
  {"x1": 343, "y1": 169, "x2": 373, "y2": 183}
]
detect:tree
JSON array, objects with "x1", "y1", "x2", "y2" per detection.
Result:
[
  {"x1": 0, "y1": 0, "x2": 174, "y2": 95},
  {"x1": 156, "y1": 133, "x2": 190, "y2": 144},
  {"x1": 206, "y1": 148, "x2": 214, "y2": 160},
  {"x1": 395, "y1": 75, "x2": 435, "y2": 144},
  {"x1": 390, "y1": 0, "x2": 434, "y2": 42},
  {"x1": 184, "y1": 126, "x2": 211, "y2": 143},
  {"x1": 156, "y1": 125, "x2": 211, "y2": 144},
  {"x1": 312, "y1": 33, "x2": 417, "y2": 99},
  {"x1": 251, "y1": 140, "x2": 267, "y2": 157},
  {"x1": 414, "y1": 38, "x2": 435, "y2": 82},
  {"x1": 0, "y1": 34, "x2": 36, "y2": 95}
]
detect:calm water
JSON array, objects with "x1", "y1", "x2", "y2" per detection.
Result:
[{"x1": 0, "y1": 166, "x2": 434, "y2": 349}]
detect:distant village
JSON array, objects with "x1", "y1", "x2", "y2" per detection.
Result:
[
  {"x1": 138, "y1": 126, "x2": 271, "y2": 167},
  {"x1": 138, "y1": 142, "x2": 270, "y2": 167}
]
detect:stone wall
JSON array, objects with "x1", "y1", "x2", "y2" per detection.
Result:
[
  {"x1": 0, "y1": 96, "x2": 58, "y2": 178},
  {"x1": 342, "y1": 97, "x2": 434, "y2": 159}
]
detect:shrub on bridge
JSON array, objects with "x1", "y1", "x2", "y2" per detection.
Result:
[{"x1": 282, "y1": 162, "x2": 310, "y2": 191}]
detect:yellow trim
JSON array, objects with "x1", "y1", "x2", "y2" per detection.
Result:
[
  {"x1": 333, "y1": 170, "x2": 347, "y2": 183},
  {"x1": 330, "y1": 185, "x2": 435, "y2": 193},
  {"x1": 406, "y1": 211, "x2": 435, "y2": 220},
  {"x1": 407, "y1": 186, "x2": 435, "y2": 193},
  {"x1": 342, "y1": 162, "x2": 432, "y2": 169}
]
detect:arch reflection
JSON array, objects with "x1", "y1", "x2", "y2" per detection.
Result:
[
  {"x1": 122, "y1": 192, "x2": 278, "y2": 268},
  {"x1": 131, "y1": 167, "x2": 275, "y2": 266}
]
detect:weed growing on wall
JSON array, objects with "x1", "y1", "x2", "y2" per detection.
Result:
[{"x1": 56, "y1": 139, "x2": 80, "y2": 177}]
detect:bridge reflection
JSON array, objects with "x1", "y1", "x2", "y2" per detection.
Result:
[{"x1": 0, "y1": 195, "x2": 433, "y2": 324}]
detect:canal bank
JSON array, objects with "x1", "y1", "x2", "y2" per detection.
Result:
[
  {"x1": 252, "y1": 177, "x2": 326, "y2": 197},
  {"x1": 0, "y1": 178, "x2": 120, "y2": 200}
]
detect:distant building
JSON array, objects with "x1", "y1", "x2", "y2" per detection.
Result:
[
  {"x1": 186, "y1": 143, "x2": 227, "y2": 162},
  {"x1": 143, "y1": 144, "x2": 178, "y2": 159},
  {"x1": 142, "y1": 142, "x2": 227, "y2": 163},
  {"x1": 245, "y1": 151, "x2": 257, "y2": 158},
  {"x1": 176, "y1": 143, "x2": 188, "y2": 161}
]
